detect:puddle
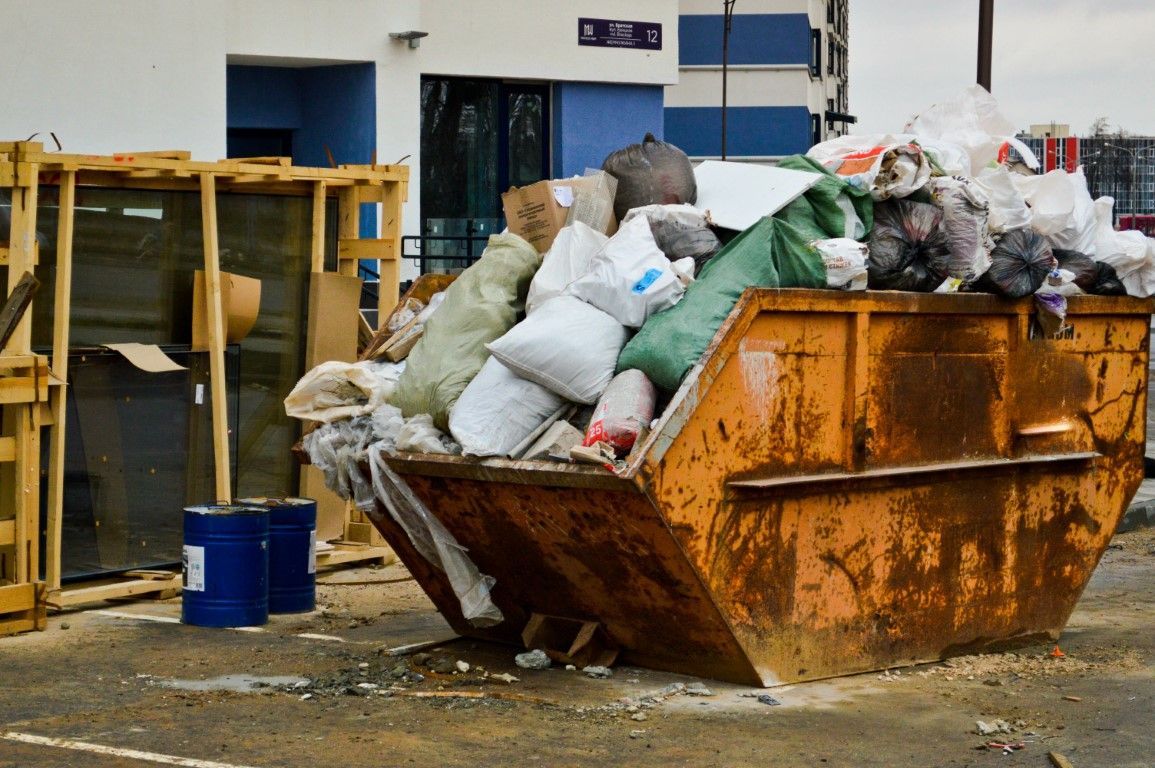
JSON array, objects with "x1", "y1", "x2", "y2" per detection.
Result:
[{"x1": 154, "y1": 674, "x2": 308, "y2": 693}]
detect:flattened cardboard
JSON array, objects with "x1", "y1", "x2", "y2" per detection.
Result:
[
  {"x1": 102, "y1": 343, "x2": 186, "y2": 373},
  {"x1": 192, "y1": 270, "x2": 262, "y2": 351},
  {"x1": 303, "y1": 271, "x2": 365, "y2": 541},
  {"x1": 693, "y1": 160, "x2": 822, "y2": 232}
]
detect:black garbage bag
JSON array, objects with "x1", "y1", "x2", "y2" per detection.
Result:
[
  {"x1": 601, "y1": 133, "x2": 697, "y2": 221},
  {"x1": 1092, "y1": 261, "x2": 1128, "y2": 296},
  {"x1": 1053, "y1": 249, "x2": 1098, "y2": 291},
  {"x1": 867, "y1": 199, "x2": 951, "y2": 292},
  {"x1": 650, "y1": 218, "x2": 722, "y2": 273},
  {"x1": 976, "y1": 227, "x2": 1056, "y2": 298}
]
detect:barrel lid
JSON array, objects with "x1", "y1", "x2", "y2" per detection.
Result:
[
  {"x1": 184, "y1": 504, "x2": 269, "y2": 516},
  {"x1": 236, "y1": 497, "x2": 315, "y2": 508}
]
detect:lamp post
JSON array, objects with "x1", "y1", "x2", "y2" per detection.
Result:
[
  {"x1": 1103, "y1": 142, "x2": 1155, "y2": 228},
  {"x1": 721, "y1": 1, "x2": 736, "y2": 160}
]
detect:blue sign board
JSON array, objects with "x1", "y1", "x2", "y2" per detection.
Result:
[{"x1": 578, "y1": 18, "x2": 662, "y2": 50}]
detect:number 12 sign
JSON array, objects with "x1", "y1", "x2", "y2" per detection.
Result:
[{"x1": 578, "y1": 18, "x2": 662, "y2": 50}]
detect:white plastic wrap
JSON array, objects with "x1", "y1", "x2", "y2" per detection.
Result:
[
  {"x1": 972, "y1": 166, "x2": 1032, "y2": 234},
  {"x1": 449, "y1": 357, "x2": 566, "y2": 457},
  {"x1": 284, "y1": 360, "x2": 405, "y2": 423},
  {"x1": 302, "y1": 415, "x2": 381, "y2": 511},
  {"x1": 525, "y1": 223, "x2": 608, "y2": 315},
  {"x1": 1121, "y1": 238, "x2": 1155, "y2": 298},
  {"x1": 565, "y1": 216, "x2": 688, "y2": 328},
  {"x1": 1044, "y1": 168, "x2": 1097, "y2": 255},
  {"x1": 369, "y1": 447, "x2": 503, "y2": 627},
  {"x1": 395, "y1": 414, "x2": 457, "y2": 454},
  {"x1": 486, "y1": 295, "x2": 628, "y2": 404},
  {"x1": 812, "y1": 238, "x2": 868, "y2": 290},
  {"x1": 902, "y1": 84, "x2": 1039, "y2": 175},
  {"x1": 1092, "y1": 197, "x2": 1149, "y2": 278},
  {"x1": 1011, "y1": 170, "x2": 1075, "y2": 237},
  {"x1": 583, "y1": 369, "x2": 656, "y2": 455}
]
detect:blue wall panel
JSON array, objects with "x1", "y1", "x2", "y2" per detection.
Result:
[
  {"x1": 553, "y1": 82, "x2": 665, "y2": 178},
  {"x1": 226, "y1": 66, "x2": 302, "y2": 129},
  {"x1": 664, "y1": 106, "x2": 812, "y2": 157},
  {"x1": 679, "y1": 13, "x2": 810, "y2": 66},
  {"x1": 296, "y1": 64, "x2": 376, "y2": 169}
]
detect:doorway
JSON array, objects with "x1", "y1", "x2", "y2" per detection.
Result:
[{"x1": 419, "y1": 77, "x2": 550, "y2": 267}]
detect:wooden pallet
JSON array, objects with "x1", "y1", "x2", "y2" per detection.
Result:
[
  {"x1": 0, "y1": 582, "x2": 47, "y2": 637},
  {"x1": 315, "y1": 541, "x2": 395, "y2": 570},
  {"x1": 57, "y1": 570, "x2": 182, "y2": 609}
]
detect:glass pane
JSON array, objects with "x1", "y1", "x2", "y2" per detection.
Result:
[
  {"x1": 508, "y1": 92, "x2": 545, "y2": 189},
  {"x1": 420, "y1": 77, "x2": 500, "y2": 225},
  {"x1": 50, "y1": 347, "x2": 238, "y2": 580}
]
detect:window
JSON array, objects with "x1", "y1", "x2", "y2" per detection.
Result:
[
  {"x1": 811, "y1": 113, "x2": 823, "y2": 146},
  {"x1": 828, "y1": 39, "x2": 835, "y2": 75},
  {"x1": 810, "y1": 29, "x2": 822, "y2": 78}
]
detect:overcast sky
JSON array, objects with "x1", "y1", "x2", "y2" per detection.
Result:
[{"x1": 848, "y1": 1, "x2": 1155, "y2": 137}]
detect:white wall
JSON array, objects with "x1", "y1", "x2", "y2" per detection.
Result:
[
  {"x1": 0, "y1": 0, "x2": 228, "y2": 158},
  {"x1": 0, "y1": 0, "x2": 678, "y2": 264}
]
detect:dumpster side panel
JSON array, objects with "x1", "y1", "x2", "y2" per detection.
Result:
[
  {"x1": 643, "y1": 291, "x2": 1150, "y2": 685},
  {"x1": 372, "y1": 466, "x2": 763, "y2": 684}
]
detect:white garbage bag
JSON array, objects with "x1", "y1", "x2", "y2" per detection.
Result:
[
  {"x1": 486, "y1": 295, "x2": 628, "y2": 404},
  {"x1": 525, "y1": 223, "x2": 609, "y2": 315},
  {"x1": 449, "y1": 357, "x2": 566, "y2": 457},
  {"x1": 806, "y1": 135, "x2": 931, "y2": 199},
  {"x1": 812, "y1": 238, "x2": 868, "y2": 290},
  {"x1": 1012, "y1": 170, "x2": 1076, "y2": 237},
  {"x1": 1045, "y1": 168, "x2": 1097, "y2": 255},
  {"x1": 1092, "y1": 197, "x2": 1149, "y2": 277},
  {"x1": 1121, "y1": 238, "x2": 1155, "y2": 298},
  {"x1": 565, "y1": 216, "x2": 689, "y2": 328}
]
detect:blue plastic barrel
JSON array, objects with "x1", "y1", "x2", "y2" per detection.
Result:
[
  {"x1": 181, "y1": 504, "x2": 269, "y2": 627},
  {"x1": 238, "y1": 497, "x2": 317, "y2": 614}
]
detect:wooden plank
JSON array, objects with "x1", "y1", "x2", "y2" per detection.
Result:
[
  {"x1": 199, "y1": 173, "x2": 232, "y2": 501},
  {"x1": 311, "y1": 180, "x2": 327, "y2": 273},
  {"x1": 378, "y1": 180, "x2": 403, "y2": 320},
  {"x1": 0, "y1": 582, "x2": 37, "y2": 613},
  {"x1": 226, "y1": 156, "x2": 290, "y2": 166},
  {"x1": 338, "y1": 238, "x2": 394, "y2": 262},
  {"x1": 336, "y1": 187, "x2": 360, "y2": 277},
  {"x1": 0, "y1": 517, "x2": 14, "y2": 545},
  {"x1": 113, "y1": 150, "x2": 191, "y2": 160},
  {"x1": 45, "y1": 171, "x2": 75, "y2": 592},
  {"x1": 58, "y1": 573, "x2": 183, "y2": 607},
  {"x1": 5, "y1": 163, "x2": 39, "y2": 353},
  {"x1": 0, "y1": 436, "x2": 14, "y2": 462},
  {"x1": 0, "y1": 375, "x2": 48, "y2": 404},
  {"x1": 315, "y1": 543, "x2": 394, "y2": 570}
]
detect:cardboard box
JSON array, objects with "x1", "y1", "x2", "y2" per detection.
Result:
[
  {"x1": 502, "y1": 172, "x2": 618, "y2": 254},
  {"x1": 191, "y1": 270, "x2": 262, "y2": 351}
]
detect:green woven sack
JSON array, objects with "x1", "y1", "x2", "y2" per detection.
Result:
[
  {"x1": 615, "y1": 217, "x2": 825, "y2": 391},
  {"x1": 392, "y1": 233, "x2": 541, "y2": 431},
  {"x1": 775, "y1": 154, "x2": 874, "y2": 241}
]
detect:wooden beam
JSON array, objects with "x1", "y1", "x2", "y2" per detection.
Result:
[
  {"x1": 311, "y1": 180, "x2": 327, "y2": 273},
  {"x1": 58, "y1": 572, "x2": 182, "y2": 607},
  {"x1": 0, "y1": 582, "x2": 37, "y2": 613},
  {"x1": 45, "y1": 170, "x2": 76, "y2": 593},
  {"x1": 226, "y1": 156, "x2": 290, "y2": 166},
  {"x1": 0, "y1": 272, "x2": 40, "y2": 354},
  {"x1": 337, "y1": 187, "x2": 360, "y2": 277},
  {"x1": 113, "y1": 150, "x2": 191, "y2": 160},
  {"x1": 199, "y1": 172, "x2": 232, "y2": 501},
  {"x1": 5, "y1": 161, "x2": 40, "y2": 353},
  {"x1": 0, "y1": 436, "x2": 14, "y2": 462},
  {"x1": 378, "y1": 180, "x2": 404, "y2": 322},
  {"x1": 337, "y1": 238, "x2": 394, "y2": 262}
]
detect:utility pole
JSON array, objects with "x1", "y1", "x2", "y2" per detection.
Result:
[
  {"x1": 977, "y1": 0, "x2": 993, "y2": 91},
  {"x1": 721, "y1": 1, "x2": 736, "y2": 160}
]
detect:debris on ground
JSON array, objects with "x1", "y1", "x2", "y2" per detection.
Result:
[
  {"x1": 975, "y1": 719, "x2": 1013, "y2": 736},
  {"x1": 515, "y1": 650, "x2": 552, "y2": 670},
  {"x1": 583, "y1": 665, "x2": 613, "y2": 679}
]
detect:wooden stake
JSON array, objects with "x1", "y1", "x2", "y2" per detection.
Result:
[
  {"x1": 0, "y1": 272, "x2": 40, "y2": 353},
  {"x1": 311, "y1": 180, "x2": 327, "y2": 273},
  {"x1": 337, "y1": 186, "x2": 360, "y2": 277},
  {"x1": 45, "y1": 170, "x2": 76, "y2": 593},
  {"x1": 199, "y1": 172, "x2": 231, "y2": 501},
  {"x1": 377, "y1": 182, "x2": 403, "y2": 323}
]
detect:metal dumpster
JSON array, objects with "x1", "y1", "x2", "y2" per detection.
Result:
[{"x1": 368, "y1": 288, "x2": 1153, "y2": 686}]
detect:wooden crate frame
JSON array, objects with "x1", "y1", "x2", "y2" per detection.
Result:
[{"x1": 1, "y1": 141, "x2": 407, "y2": 613}]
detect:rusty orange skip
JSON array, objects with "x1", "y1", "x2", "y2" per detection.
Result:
[{"x1": 370, "y1": 288, "x2": 1153, "y2": 686}]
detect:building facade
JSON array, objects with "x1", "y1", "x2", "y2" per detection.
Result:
[
  {"x1": 665, "y1": 0, "x2": 851, "y2": 161},
  {"x1": 1017, "y1": 134, "x2": 1155, "y2": 227}
]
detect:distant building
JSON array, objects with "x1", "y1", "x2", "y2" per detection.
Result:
[
  {"x1": 1026, "y1": 123, "x2": 1070, "y2": 139},
  {"x1": 1017, "y1": 134, "x2": 1155, "y2": 226},
  {"x1": 664, "y1": 0, "x2": 853, "y2": 161}
]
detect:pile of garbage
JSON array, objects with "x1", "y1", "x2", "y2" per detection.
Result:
[{"x1": 284, "y1": 86, "x2": 1155, "y2": 628}]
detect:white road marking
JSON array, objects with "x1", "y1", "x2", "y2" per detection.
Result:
[
  {"x1": 293, "y1": 633, "x2": 345, "y2": 642},
  {"x1": 92, "y1": 611, "x2": 356, "y2": 643},
  {"x1": 1, "y1": 731, "x2": 263, "y2": 768}
]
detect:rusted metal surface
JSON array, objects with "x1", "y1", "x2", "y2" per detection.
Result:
[{"x1": 374, "y1": 288, "x2": 1153, "y2": 686}]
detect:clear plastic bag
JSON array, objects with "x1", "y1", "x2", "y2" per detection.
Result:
[{"x1": 369, "y1": 447, "x2": 503, "y2": 627}]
